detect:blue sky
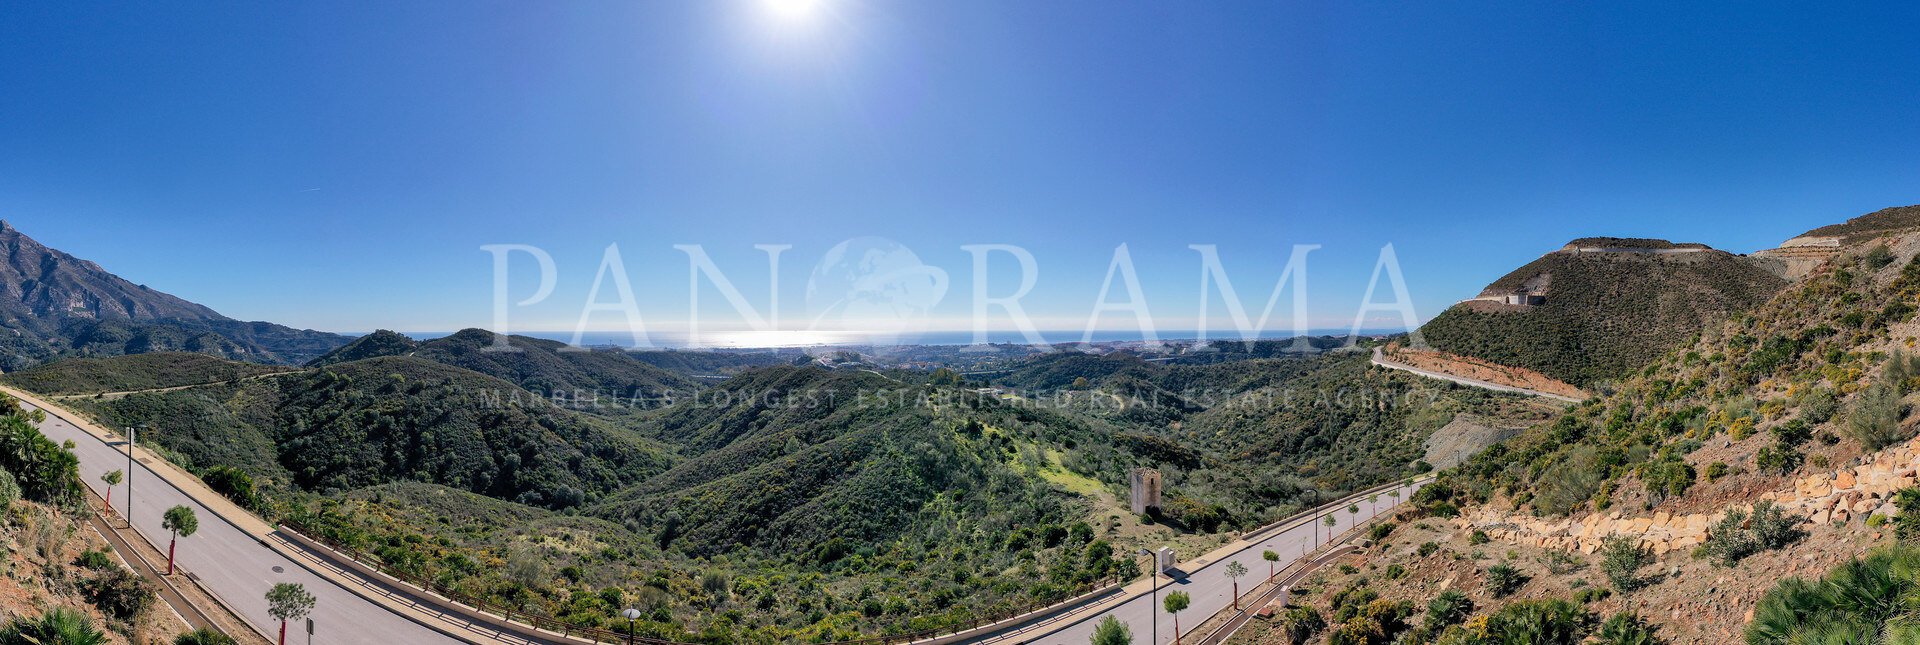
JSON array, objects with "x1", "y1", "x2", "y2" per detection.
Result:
[{"x1": 2, "y1": 1, "x2": 1918, "y2": 336}]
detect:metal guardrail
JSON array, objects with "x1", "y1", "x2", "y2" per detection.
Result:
[{"x1": 933, "y1": 583, "x2": 1132, "y2": 645}]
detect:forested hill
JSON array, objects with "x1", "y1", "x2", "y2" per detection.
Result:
[
  {"x1": 991, "y1": 350, "x2": 1555, "y2": 499},
  {"x1": 310, "y1": 328, "x2": 698, "y2": 406},
  {"x1": 305, "y1": 329, "x2": 418, "y2": 366},
  {"x1": 1420, "y1": 239, "x2": 1786, "y2": 386},
  {"x1": 594, "y1": 366, "x2": 1077, "y2": 558},
  {"x1": 1, "y1": 351, "x2": 293, "y2": 395},
  {"x1": 0, "y1": 221, "x2": 349, "y2": 369},
  {"x1": 70, "y1": 355, "x2": 674, "y2": 508}
]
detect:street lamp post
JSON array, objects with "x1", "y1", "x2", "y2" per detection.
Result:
[
  {"x1": 1138, "y1": 548, "x2": 1157, "y2": 645},
  {"x1": 621, "y1": 607, "x2": 642, "y2": 645},
  {"x1": 124, "y1": 425, "x2": 139, "y2": 528}
]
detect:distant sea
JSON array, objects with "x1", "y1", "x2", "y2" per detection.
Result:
[{"x1": 392, "y1": 328, "x2": 1410, "y2": 350}]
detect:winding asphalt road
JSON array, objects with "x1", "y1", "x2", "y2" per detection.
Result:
[
  {"x1": 27, "y1": 401, "x2": 465, "y2": 644},
  {"x1": 1023, "y1": 481, "x2": 1427, "y2": 645},
  {"x1": 1370, "y1": 347, "x2": 1583, "y2": 403}
]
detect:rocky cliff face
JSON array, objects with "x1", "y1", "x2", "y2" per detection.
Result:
[
  {"x1": 0, "y1": 220, "x2": 223, "y2": 330},
  {"x1": 0, "y1": 221, "x2": 348, "y2": 369}
]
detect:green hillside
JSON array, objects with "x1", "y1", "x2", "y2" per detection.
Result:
[
  {"x1": 1421, "y1": 242, "x2": 1786, "y2": 386},
  {"x1": 597, "y1": 367, "x2": 1085, "y2": 558},
  {"x1": 1, "y1": 352, "x2": 293, "y2": 395},
  {"x1": 253, "y1": 354, "x2": 1543, "y2": 641},
  {"x1": 305, "y1": 329, "x2": 419, "y2": 366},
  {"x1": 71, "y1": 356, "x2": 673, "y2": 508},
  {"x1": 995, "y1": 351, "x2": 1553, "y2": 517},
  {"x1": 34, "y1": 345, "x2": 1545, "y2": 641},
  {"x1": 286, "y1": 367, "x2": 1138, "y2": 642},
  {"x1": 628, "y1": 348, "x2": 799, "y2": 376},
  {"x1": 308, "y1": 329, "x2": 699, "y2": 408}
]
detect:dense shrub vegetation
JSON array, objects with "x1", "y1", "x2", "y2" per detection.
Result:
[
  {"x1": 1438, "y1": 246, "x2": 1920, "y2": 520},
  {"x1": 1, "y1": 352, "x2": 291, "y2": 395},
  {"x1": 74, "y1": 356, "x2": 674, "y2": 507},
  {"x1": 32, "y1": 337, "x2": 1540, "y2": 640},
  {"x1": 308, "y1": 329, "x2": 696, "y2": 406}
]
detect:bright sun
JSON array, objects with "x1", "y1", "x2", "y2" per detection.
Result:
[{"x1": 763, "y1": 0, "x2": 824, "y2": 22}]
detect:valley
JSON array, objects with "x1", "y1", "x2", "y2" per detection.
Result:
[{"x1": 3, "y1": 209, "x2": 1920, "y2": 643}]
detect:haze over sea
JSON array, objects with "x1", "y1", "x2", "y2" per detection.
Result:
[{"x1": 393, "y1": 329, "x2": 1407, "y2": 349}]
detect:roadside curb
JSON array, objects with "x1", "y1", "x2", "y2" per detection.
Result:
[
  {"x1": 1, "y1": 385, "x2": 524, "y2": 644},
  {"x1": 951, "y1": 475, "x2": 1432, "y2": 644}
]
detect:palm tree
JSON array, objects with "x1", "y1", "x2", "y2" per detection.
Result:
[
  {"x1": 1595, "y1": 612, "x2": 1662, "y2": 645},
  {"x1": 1748, "y1": 545, "x2": 1920, "y2": 644},
  {"x1": 1347, "y1": 503, "x2": 1360, "y2": 526},
  {"x1": 1262, "y1": 549, "x2": 1280, "y2": 581},
  {"x1": 1323, "y1": 514, "x2": 1337, "y2": 542},
  {"x1": 162, "y1": 505, "x2": 198, "y2": 575},
  {"x1": 174, "y1": 628, "x2": 238, "y2": 645},
  {"x1": 1478, "y1": 599, "x2": 1588, "y2": 643},
  {"x1": 1367, "y1": 494, "x2": 1379, "y2": 519},
  {"x1": 100, "y1": 469, "x2": 122, "y2": 512},
  {"x1": 266, "y1": 582, "x2": 316, "y2": 645},
  {"x1": 0, "y1": 607, "x2": 107, "y2": 645},
  {"x1": 1164, "y1": 591, "x2": 1191, "y2": 645},
  {"x1": 1225, "y1": 561, "x2": 1248, "y2": 610}
]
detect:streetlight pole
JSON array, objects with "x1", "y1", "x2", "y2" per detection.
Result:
[
  {"x1": 124, "y1": 426, "x2": 135, "y2": 528},
  {"x1": 621, "y1": 607, "x2": 641, "y2": 645},
  {"x1": 1138, "y1": 549, "x2": 1157, "y2": 645}
]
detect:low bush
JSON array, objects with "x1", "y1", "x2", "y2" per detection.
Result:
[
  {"x1": 73, "y1": 549, "x2": 114, "y2": 570},
  {"x1": 1601, "y1": 535, "x2": 1652, "y2": 593},
  {"x1": 1277, "y1": 606, "x2": 1326, "y2": 645},
  {"x1": 1696, "y1": 500, "x2": 1803, "y2": 566},
  {"x1": 84, "y1": 568, "x2": 155, "y2": 620}
]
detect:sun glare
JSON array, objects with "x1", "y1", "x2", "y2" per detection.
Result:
[{"x1": 763, "y1": 0, "x2": 824, "y2": 22}]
